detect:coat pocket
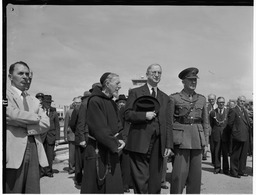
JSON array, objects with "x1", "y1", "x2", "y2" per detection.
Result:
[
  {"x1": 198, "y1": 125, "x2": 206, "y2": 147},
  {"x1": 173, "y1": 128, "x2": 184, "y2": 145}
]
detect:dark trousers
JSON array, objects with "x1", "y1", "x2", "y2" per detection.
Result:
[
  {"x1": 41, "y1": 141, "x2": 55, "y2": 174},
  {"x1": 75, "y1": 145, "x2": 85, "y2": 184},
  {"x1": 209, "y1": 135, "x2": 214, "y2": 163},
  {"x1": 171, "y1": 149, "x2": 202, "y2": 194},
  {"x1": 129, "y1": 136, "x2": 163, "y2": 194},
  {"x1": 213, "y1": 140, "x2": 229, "y2": 172},
  {"x1": 68, "y1": 141, "x2": 76, "y2": 171},
  {"x1": 230, "y1": 140, "x2": 249, "y2": 175},
  {"x1": 161, "y1": 156, "x2": 168, "y2": 184},
  {"x1": 5, "y1": 136, "x2": 40, "y2": 193},
  {"x1": 120, "y1": 149, "x2": 133, "y2": 190}
]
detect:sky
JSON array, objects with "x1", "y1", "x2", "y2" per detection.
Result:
[{"x1": 5, "y1": 5, "x2": 253, "y2": 107}]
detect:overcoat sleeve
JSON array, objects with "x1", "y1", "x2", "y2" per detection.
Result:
[{"x1": 124, "y1": 89, "x2": 147, "y2": 123}]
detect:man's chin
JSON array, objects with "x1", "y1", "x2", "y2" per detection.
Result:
[{"x1": 113, "y1": 92, "x2": 119, "y2": 99}]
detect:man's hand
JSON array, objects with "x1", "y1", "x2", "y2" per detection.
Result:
[
  {"x1": 163, "y1": 148, "x2": 172, "y2": 157},
  {"x1": 79, "y1": 141, "x2": 87, "y2": 148},
  {"x1": 55, "y1": 140, "x2": 60, "y2": 146},
  {"x1": 146, "y1": 111, "x2": 157, "y2": 120},
  {"x1": 117, "y1": 140, "x2": 125, "y2": 153}
]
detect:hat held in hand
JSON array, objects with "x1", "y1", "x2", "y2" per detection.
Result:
[{"x1": 133, "y1": 96, "x2": 160, "y2": 113}]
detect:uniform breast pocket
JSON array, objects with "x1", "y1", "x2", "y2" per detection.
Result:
[
  {"x1": 195, "y1": 104, "x2": 204, "y2": 117},
  {"x1": 175, "y1": 104, "x2": 189, "y2": 116}
]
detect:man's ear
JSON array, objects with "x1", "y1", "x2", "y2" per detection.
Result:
[{"x1": 8, "y1": 74, "x2": 12, "y2": 81}]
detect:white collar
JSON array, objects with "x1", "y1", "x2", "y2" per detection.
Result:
[
  {"x1": 11, "y1": 85, "x2": 23, "y2": 97},
  {"x1": 147, "y1": 83, "x2": 157, "y2": 92}
]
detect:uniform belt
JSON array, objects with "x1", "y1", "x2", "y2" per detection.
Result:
[{"x1": 175, "y1": 117, "x2": 202, "y2": 124}]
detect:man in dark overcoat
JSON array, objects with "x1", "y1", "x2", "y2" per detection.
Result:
[
  {"x1": 124, "y1": 63, "x2": 173, "y2": 194},
  {"x1": 228, "y1": 95, "x2": 252, "y2": 178},
  {"x1": 170, "y1": 67, "x2": 209, "y2": 194},
  {"x1": 41, "y1": 95, "x2": 60, "y2": 177}
]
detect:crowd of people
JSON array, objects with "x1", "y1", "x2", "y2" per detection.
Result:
[{"x1": 5, "y1": 61, "x2": 253, "y2": 194}]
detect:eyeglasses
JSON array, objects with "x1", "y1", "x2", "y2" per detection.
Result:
[
  {"x1": 150, "y1": 71, "x2": 162, "y2": 75},
  {"x1": 217, "y1": 102, "x2": 225, "y2": 104}
]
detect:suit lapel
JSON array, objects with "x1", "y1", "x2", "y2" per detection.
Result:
[
  {"x1": 141, "y1": 84, "x2": 151, "y2": 96},
  {"x1": 7, "y1": 86, "x2": 24, "y2": 109}
]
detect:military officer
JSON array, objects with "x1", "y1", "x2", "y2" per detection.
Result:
[{"x1": 170, "y1": 67, "x2": 209, "y2": 194}]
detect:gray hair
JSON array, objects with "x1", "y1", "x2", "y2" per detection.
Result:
[{"x1": 102, "y1": 73, "x2": 119, "y2": 88}]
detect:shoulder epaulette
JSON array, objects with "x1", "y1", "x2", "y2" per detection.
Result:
[{"x1": 197, "y1": 93, "x2": 206, "y2": 98}]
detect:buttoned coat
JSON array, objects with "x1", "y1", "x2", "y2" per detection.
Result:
[
  {"x1": 228, "y1": 106, "x2": 251, "y2": 142},
  {"x1": 6, "y1": 85, "x2": 50, "y2": 169},
  {"x1": 170, "y1": 90, "x2": 209, "y2": 149},
  {"x1": 124, "y1": 84, "x2": 173, "y2": 156}
]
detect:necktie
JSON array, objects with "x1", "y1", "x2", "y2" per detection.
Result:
[
  {"x1": 21, "y1": 92, "x2": 29, "y2": 111},
  {"x1": 151, "y1": 88, "x2": 156, "y2": 98}
]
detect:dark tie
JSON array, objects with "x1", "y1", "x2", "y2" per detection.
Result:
[
  {"x1": 21, "y1": 92, "x2": 29, "y2": 111},
  {"x1": 151, "y1": 88, "x2": 156, "y2": 98}
]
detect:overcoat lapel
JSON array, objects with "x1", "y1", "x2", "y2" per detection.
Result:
[{"x1": 141, "y1": 84, "x2": 150, "y2": 96}]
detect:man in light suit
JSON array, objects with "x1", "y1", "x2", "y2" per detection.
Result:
[
  {"x1": 5, "y1": 61, "x2": 50, "y2": 193},
  {"x1": 228, "y1": 96, "x2": 251, "y2": 178},
  {"x1": 124, "y1": 63, "x2": 173, "y2": 193}
]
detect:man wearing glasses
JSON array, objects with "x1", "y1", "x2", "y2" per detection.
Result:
[
  {"x1": 124, "y1": 63, "x2": 173, "y2": 193},
  {"x1": 227, "y1": 96, "x2": 251, "y2": 178},
  {"x1": 209, "y1": 97, "x2": 230, "y2": 175}
]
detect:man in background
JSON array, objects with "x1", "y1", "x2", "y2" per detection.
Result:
[
  {"x1": 209, "y1": 97, "x2": 230, "y2": 175},
  {"x1": 205, "y1": 94, "x2": 217, "y2": 162},
  {"x1": 64, "y1": 98, "x2": 80, "y2": 174},
  {"x1": 228, "y1": 96, "x2": 251, "y2": 178},
  {"x1": 41, "y1": 95, "x2": 60, "y2": 178}
]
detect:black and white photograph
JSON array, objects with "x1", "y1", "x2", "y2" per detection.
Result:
[{"x1": 3, "y1": 0, "x2": 254, "y2": 194}]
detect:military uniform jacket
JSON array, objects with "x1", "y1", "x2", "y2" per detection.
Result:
[
  {"x1": 209, "y1": 108, "x2": 230, "y2": 142},
  {"x1": 170, "y1": 90, "x2": 209, "y2": 149}
]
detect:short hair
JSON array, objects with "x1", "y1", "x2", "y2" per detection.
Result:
[
  {"x1": 217, "y1": 96, "x2": 225, "y2": 102},
  {"x1": 9, "y1": 61, "x2": 30, "y2": 74},
  {"x1": 208, "y1": 94, "x2": 216, "y2": 99},
  {"x1": 237, "y1": 95, "x2": 246, "y2": 101},
  {"x1": 146, "y1": 63, "x2": 162, "y2": 74},
  {"x1": 102, "y1": 73, "x2": 119, "y2": 88}
]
